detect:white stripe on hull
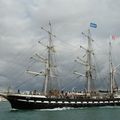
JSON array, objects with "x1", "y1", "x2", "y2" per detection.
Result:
[
  {"x1": 77, "y1": 101, "x2": 81, "y2": 104},
  {"x1": 44, "y1": 101, "x2": 49, "y2": 103},
  {"x1": 88, "y1": 101, "x2": 92, "y2": 104},
  {"x1": 64, "y1": 101, "x2": 69, "y2": 104},
  {"x1": 83, "y1": 101, "x2": 87, "y2": 104},
  {"x1": 58, "y1": 101, "x2": 62, "y2": 103},
  {"x1": 16, "y1": 99, "x2": 120, "y2": 105}
]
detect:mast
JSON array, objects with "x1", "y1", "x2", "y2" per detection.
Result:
[
  {"x1": 74, "y1": 29, "x2": 95, "y2": 94},
  {"x1": 109, "y1": 41, "x2": 119, "y2": 95},
  {"x1": 41, "y1": 21, "x2": 56, "y2": 95},
  {"x1": 26, "y1": 21, "x2": 56, "y2": 96},
  {"x1": 109, "y1": 41, "x2": 113, "y2": 94},
  {"x1": 86, "y1": 29, "x2": 93, "y2": 93}
]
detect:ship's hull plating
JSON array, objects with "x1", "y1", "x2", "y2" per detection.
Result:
[{"x1": 2, "y1": 94, "x2": 120, "y2": 109}]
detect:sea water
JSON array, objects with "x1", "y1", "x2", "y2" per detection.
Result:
[{"x1": 0, "y1": 102, "x2": 120, "y2": 120}]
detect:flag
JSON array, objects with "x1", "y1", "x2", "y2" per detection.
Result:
[
  {"x1": 111, "y1": 35, "x2": 118, "y2": 40},
  {"x1": 112, "y1": 35, "x2": 118, "y2": 40},
  {"x1": 90, "y1": 22, "x2": 97, "y2": 28}
]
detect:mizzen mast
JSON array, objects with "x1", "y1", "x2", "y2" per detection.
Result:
[
  {"x1": 109, "y1": 41, "x2": 119, "y2": 95},
  {"x1": 109, "y1": 41, "x2": 114, "y2": 94}
]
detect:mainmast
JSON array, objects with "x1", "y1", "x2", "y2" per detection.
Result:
[
  {"x1": 85, "y1": 29, "x2": 93, "y2": 93},
  {"x1": 74, "y1": 29, "x2": 95, "y2": 94}
]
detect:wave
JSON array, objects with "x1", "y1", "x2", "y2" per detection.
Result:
[
  {"x1": 40, "y1": 107, "x2": 74, "y2": 111},
  {"x1": 99, "y1": 106, "x2": 120, "y2": 109}
]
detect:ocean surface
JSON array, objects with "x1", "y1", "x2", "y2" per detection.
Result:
[{"x1": 1, "y1": 102, "x2": 120, "y2": 120}]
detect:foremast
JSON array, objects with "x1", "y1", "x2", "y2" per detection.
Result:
[
  {"x1": 26, "y1": 21, "x2": 57, "y2": 96},
  {"x1": 74, "y1": 29, "x2": 95, "y2": 95},
  {"x1": 41, "y1": 21, "x2": 56, "y2": 95}
]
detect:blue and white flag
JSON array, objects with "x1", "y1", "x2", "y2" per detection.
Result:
[{"x1": 90, "y1": 22, "x2": 97, "y2": 28}]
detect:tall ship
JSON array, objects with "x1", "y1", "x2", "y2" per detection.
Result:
[{"x1": 1, "y1": 22, "x2": 120, "y2": 109}]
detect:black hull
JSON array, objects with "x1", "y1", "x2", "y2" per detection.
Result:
[
  {"x1": 2, "y1": 93, "x2": 120, "y2": 109},
  {"x1": 9, "y1": 99, "x2": 120, "y2": 110}
]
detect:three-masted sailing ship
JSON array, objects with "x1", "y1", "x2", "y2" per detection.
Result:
[{"x1": 1, "y1": 22, "x2": 120, "y2": 109}]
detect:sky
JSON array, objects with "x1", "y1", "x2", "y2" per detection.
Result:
[{"x1": 0, "y1": 0, "x2": 120, "y2": 92}]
